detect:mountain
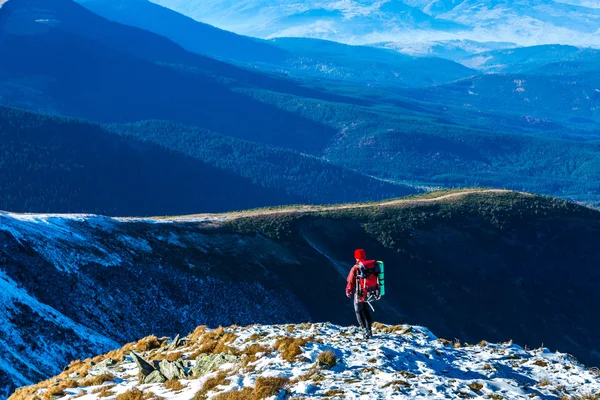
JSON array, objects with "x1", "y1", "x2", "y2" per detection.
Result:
[
  {"x1": 74, "y1": 0, "x2": 289, "y2": 64},
  {"x1": 105, "y1": 120, "x2": 418, "y2": 205},
  {"x1": 0, "y1": 106, "x2": 302, "y2": 216},
  {"x1": 378, "y1": 39, "x2": 517, "y2": 60},
  {"x1": 11, "y1": 323, "x2": 600, "y2": 400},
  {"x1": 0, "y1": 0, "x2": 345, "y2": 153},
  {"x1": 2, "y1": 190, "x2": 600, "y2": 396},
  {"x1": 150, "y1": 0, "x2": 600, "y2": 47},
  {"x1": 0, "y1": 107, "x2": 416, "y2": 215},
  {"x1": 74, "y1": 0, "x2": 476, "y2": 87},
  {"x1": 459, "y1": 44, "x2": 600, "y2": 72},
  {"x1": 269, "y1": 37, "x2": 476, "y2": 87}
]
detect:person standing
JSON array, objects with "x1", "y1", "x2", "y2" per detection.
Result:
[{"x1": 346, "y1": 248, "x2": 379, "y2": 339}]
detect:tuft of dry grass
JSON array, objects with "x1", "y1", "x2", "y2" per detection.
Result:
[
  {"x1": 115, "y1": 388, "x2": 164, "y2": 400},
  {"x1": 80, "y1": 373, "x2": 115, "y2": 387},
  {"x1": 274, "y1": 337, "x2": 310, "y2": 362},
  {"x1": 323, "y1": 388, "x2": 345, "y2": 396},
  {"x1": 478, "y1": 341, "x2": 488, "y2": 347},
  {"x1": 134, "y1": 335, "x2": 164, "y2": 352},
  {"x1": 242, "y1": 344, "x2": 272, "y2": 357},
  {"x1": 487, "y1": 395, "x2": 504, "y2": 400},
  {"x1": 469, "y1": 382, "x2": 484, "y2": 392},
  {"x1": 372, "y1": 323, "x2": 407, "y2": 334},
  {"x1": 317, "y1": 351, "x2": 338, "y2": 368},
  {"x1": 189, "y1": 326, "x2": 208, "y2": 342},
  {"x1": 164, "y1": 379, "x2": 186, "y2": 391},
  {"x1": 197, "y1": 371, "x2": 231, "y2": 395},
  {"x1": 254, "y1": 377, "x2": 289, "y2": 399},
  {"x1": 533, "y1": 359, "x2": 549, "y2": 367},
  {"x1": 190, "y1": 328, "x2": 239, "y2": 358},
  {"x1": 92, "y1": 385, "x2": 116, "y2": 398},
  {"x1": 212, "y1": 388, "x2": 254, "y2": 400}
]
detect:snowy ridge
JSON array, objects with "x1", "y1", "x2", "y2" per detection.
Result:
[{"x1": 17, "y1": 323, "x2": 600, "y2": 399}]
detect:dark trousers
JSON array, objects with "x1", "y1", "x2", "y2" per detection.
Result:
[{"x1": 354, "y1": 299, "x2": 372, "y2": 331}]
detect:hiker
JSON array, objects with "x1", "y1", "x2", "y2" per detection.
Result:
[{"x1": 346, "y1": 248, "x2": 381, "y2": 339}]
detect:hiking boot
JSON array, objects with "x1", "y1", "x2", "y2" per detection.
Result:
[{"x1": 363, "y1": 328, "x2": 372, "y2": 340}]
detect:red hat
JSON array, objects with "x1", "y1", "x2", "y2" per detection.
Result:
[{"x1": 354, "y1": 249, "x2": 366, "y2": 259}]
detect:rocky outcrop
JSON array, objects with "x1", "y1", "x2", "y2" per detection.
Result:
[
  {"x1": 192, "y1": 354, "x2": 241, "y2": 377},
  {"x1": 10, "y1": 323, "x2": 600, "y2": 400},
  {"x1": 158, "y1": 359, "x2": 187, "y2": 381},
  {"x1": 131, "y1": 352, "x2": 155, "y2": 377}
]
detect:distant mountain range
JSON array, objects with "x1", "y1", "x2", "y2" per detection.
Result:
[
  {"x1": 1, "y1": 0, "x2": 600, "y2": 211},
  {"x1": 149, "y1": 0, "x2": 600, "y2": 47}
]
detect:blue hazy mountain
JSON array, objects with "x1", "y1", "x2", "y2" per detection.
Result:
[
  {"x1": 74, "y1": 0, "x2": 289, "y2": 64},
  {"x1": 150, "y1": 0, "x2": 600, "y2": 47},
  {"x1": 0, "y1": 0, "x2": 344, "y2": 153},
  {"x1": 459, "y1": 44, "x2": 600, "y2": 73},
  {"x1": 75, "y1": 0, "x2": 476, "y2": 87}
]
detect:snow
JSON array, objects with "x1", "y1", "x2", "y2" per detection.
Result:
[
  {"x1": 0, "y1": 212, "x2": 122, "y2": 272},
  {"x1": 49, "y1": 323, "x2": 600, "y2": 400}
]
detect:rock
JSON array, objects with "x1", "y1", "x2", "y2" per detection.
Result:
[
  {"x1": 159, "y1": 359, "x2": 187, "y2": 380},
  {"x1": 143, "y1": 369, "x2": 166, "y2": 384},
  {"x1": 192, "y1": 353, "x2": 241, "y2": 377},
  {"x1": 131, "y1": 352, "x2": 155, "y2": 376},
  {"x1": 168, "y1": 334, "x2": 181, "y2": 350},
  {"x1": 95, "y1": 358, "x2": 117, "y2": 370}
]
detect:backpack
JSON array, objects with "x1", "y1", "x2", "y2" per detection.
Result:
[{"x1": 356, "y1": 260, "x2": 381, "y2": 302}]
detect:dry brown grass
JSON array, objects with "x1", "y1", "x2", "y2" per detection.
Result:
[
  {"x1": 478, "y1": 341, "x2": 489, "y2": 347},
  {"x1": 533, "y1": 360, "x2": 549, "y2": 367},
  {"x1": 134, "y1": 335, "x2": 164, "y2": 352},
  {"x1": 189, "y1": 326, "x2": 208, "y2": 342},
  {"x1": 437, "y1": 338, "x2": 452, "y2": 346},
  {"x1": 242, "y1": 344, "x2": 272, "y2": 356},
  {"x1": 254, "y1": 377, "x2": 289, "y2": 399},
  {"x1": 197, "y1": 371, "x2": 231, "y2": 396},
  {"x1": 372, "y1": 323, "x2": 406, "y2": 334},
  {"x1": 115, "y1": 388, "x2": 164, "y2": 400},
  {"x1": 469, "y1": 382, "x2": 484, "y2": 392},
  {"x1": 190, "y1": 328, "x2": 239, "y2": 358},
  {"x1": 274, "y1": 337, "x2": 310, "y2": 362},
  {"x1": 323, "y1": 388, "x2": 345, "y2": 396},
  {"x1": 80, "y1": 373, "x2": 115, "y2": 387},
  {"x1": 212, "y1": 387, "x2": 254, "y2": 400},
  {"x1": 487, "y1": 394, "x2": 504, "y2": 400},
  {"x1": 317, "y1": 351, "x2": 338, "y2": 368},
  {"x1": 92, "y1": 384, "x2": 116, "y2": 398},
  {"x1": 151, "y1": 351, "x2": 185, "y2": 361},
  {"x1": 164, "y1": 379, "x2": 186, "y2": 391}
]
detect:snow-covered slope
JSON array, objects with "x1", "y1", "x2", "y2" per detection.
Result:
[
  {"x1": 149, "y1": 0, "x2": 600, "y2": 47},
  {"x1": 12, "y1": 323, "x2": 600, "y2": 399}
]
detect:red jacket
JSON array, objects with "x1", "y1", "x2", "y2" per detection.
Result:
[{"x1": 346, "y1": 263, "x2": 361, "y2": 295}]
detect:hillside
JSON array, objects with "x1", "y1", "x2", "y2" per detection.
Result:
[
  {"x1": 0, "y1": 107, "x2": 416, "y2": 215},
  {"x1": 11, "y1": 323, "x2": 600, "y2": 399},
  {"x1": 106, "y1": 120, "x2": 417, "y2": 205},
  {"x1": 0, "y1": 106, "x2": 302, "y2": 216},
  {"x1": 2, "y1": 190, "x2": 600, "y2": 396}
]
